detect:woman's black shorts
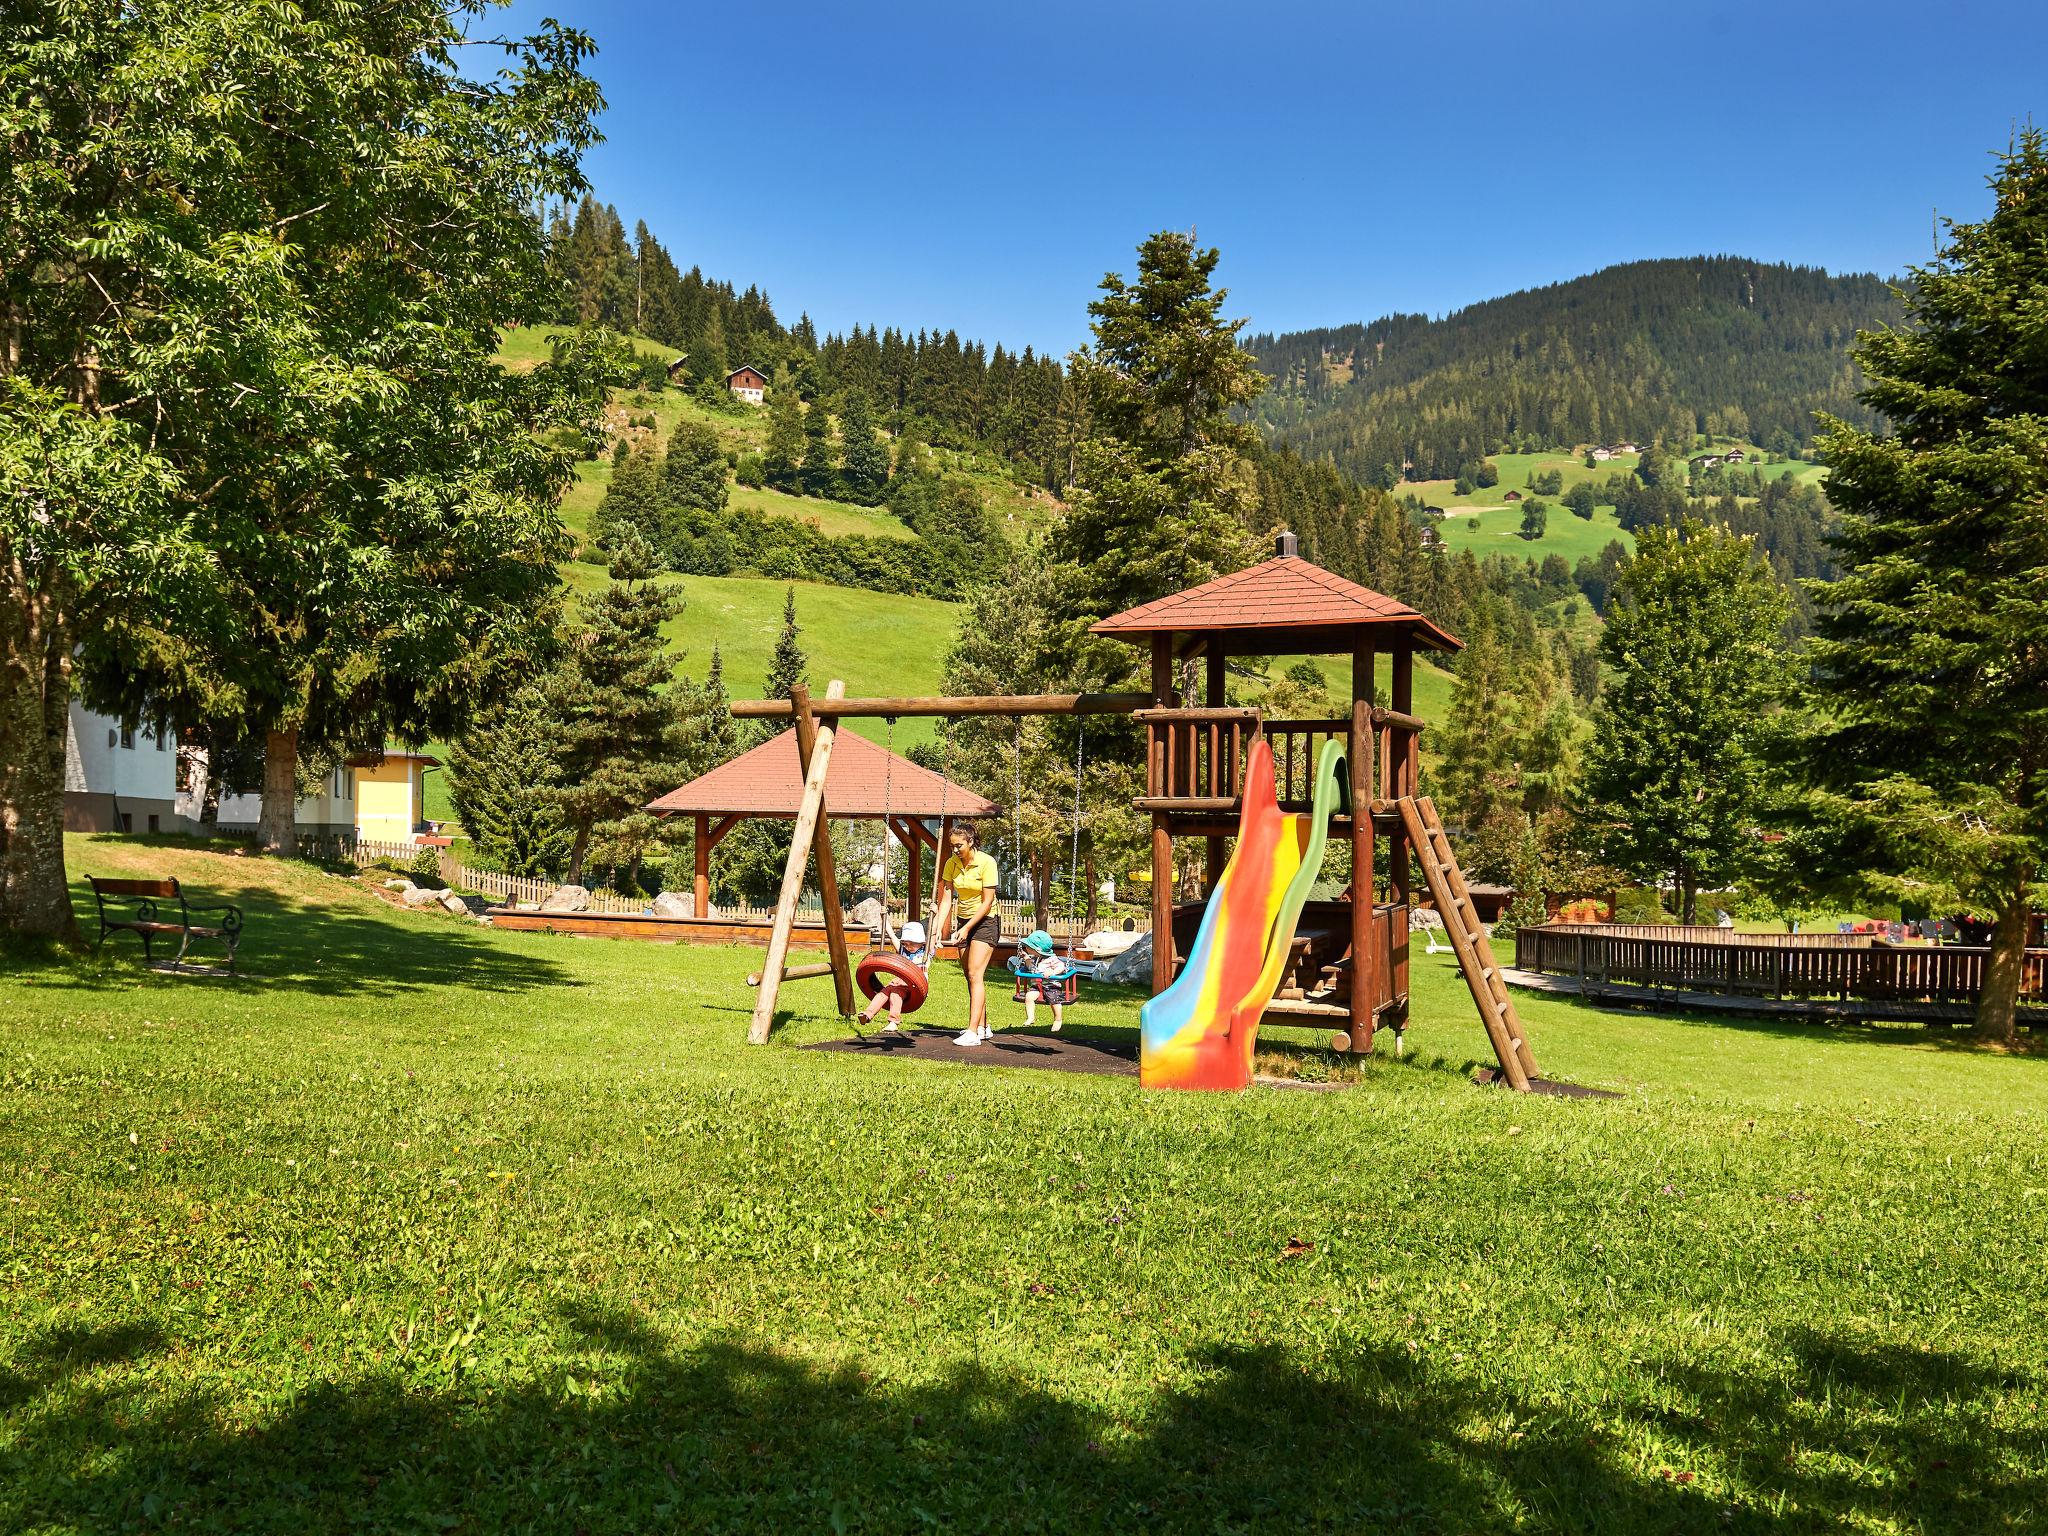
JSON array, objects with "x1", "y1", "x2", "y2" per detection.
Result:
[{"x1": 959, "y1": 913, "x2": 1002, "y2": 951}]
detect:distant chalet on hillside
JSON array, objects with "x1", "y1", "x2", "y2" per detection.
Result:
[
  {"x1": 665, "y1": 356, "x2": 689, "y2": 385},
  {"x1": 1503, "y1": 489, "x2": 1522, "y2": 501},
  {"x1": 725, "y1": 365, "x2": 768, "y2": 404}
]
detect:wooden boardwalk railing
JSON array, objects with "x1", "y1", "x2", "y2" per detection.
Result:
[{"x1": 1513, "y1": 923, "x2": 2048, "y2": 1021}]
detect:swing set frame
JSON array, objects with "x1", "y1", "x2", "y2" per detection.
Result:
[{"x1": 730, "y1": 681, "x2": 1146, "y2": 1043}]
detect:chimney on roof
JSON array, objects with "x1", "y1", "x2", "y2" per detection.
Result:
[{"x1": 1274, "y1": 531, "x2": 1298, "y2": 558}]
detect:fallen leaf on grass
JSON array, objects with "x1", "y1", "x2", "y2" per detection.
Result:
[{"x1": 1280, "y1": 1238, "x2": 1314, "y2": 1260}]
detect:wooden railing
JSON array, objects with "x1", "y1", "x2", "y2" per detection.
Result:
[
  {"x1": 1136, "y1": 704, "x2": 1428, "y2": 812},
  {"x1": 1135, "y1": 707, "x2": 1258, "y2": 809},
  {"x1": 1514, "y1": 924, "x2": 2048, "y2": 1014}
]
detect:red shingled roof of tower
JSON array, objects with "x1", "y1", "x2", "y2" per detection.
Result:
[
  {"x1": 646, "y1": 727, "x2": 998, "y2": 819},
  {"x1": 1088, "y1": 555, "x2": 1461, "y2": 653}
]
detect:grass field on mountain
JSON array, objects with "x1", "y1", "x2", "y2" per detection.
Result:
[
  {"x1": 1436, "y1": 502, "x2": 1635, "y2": 565},
  {"x1": 4, "y1": 836, "x2": 2044, "y2": 1533}
]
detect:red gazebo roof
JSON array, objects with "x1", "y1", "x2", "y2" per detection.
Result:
[
  {"x1": 647, "y1": 727, "x2": 998, "y2": 820},
  {"x1": 1089, "y1": 555, "x2": 1460, "y2": 655}
]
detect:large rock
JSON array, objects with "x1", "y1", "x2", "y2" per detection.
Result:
[
  {"x1": 438, "y1": 890, "x2": 470, "y2": 916},
  {"x1": 1409, "y1": 906, "x2": 1444, "y2": 931},
  {"x1": 383, "y1": 878, "x2": 414, "y2": 893},
  {"x1": 1095, "y1": 931, "x2": 1153, "y2": 985},
  {"x1": 401, "y1": 885, "x2": 441, "y2": 909},
  {"x1": 651, "y1": 890, "x2": 693, "y2": 918},
  {"x1": 1083, "y1": 929, "x2": 1140, "y2": 958},
  {"x1": 851, "y1": 896, "x2": 886, "y2": 936},
  {"x1": 539, "y1": 884, "x2": 590, "y2": 914}
]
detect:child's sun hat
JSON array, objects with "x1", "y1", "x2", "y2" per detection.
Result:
[
  {"x1": 900, "y1": 920, "x2": 927, "y2": 945},
  {"x1": 1022, "y1": 929, "x2": 1055, "y2": 955}
]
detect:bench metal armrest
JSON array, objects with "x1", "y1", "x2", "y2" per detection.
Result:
[{"x1": 189, "y1": 901, "x2": 243, "y2": 931}]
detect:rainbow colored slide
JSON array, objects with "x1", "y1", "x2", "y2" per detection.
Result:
[{"x1": 1140, "y1": 737, "x2": 1348, "y2": 1091}]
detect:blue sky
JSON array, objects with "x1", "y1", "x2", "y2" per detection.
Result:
[{"x1": 496, "y1": 0, "x2": 2048, "y2": 353}]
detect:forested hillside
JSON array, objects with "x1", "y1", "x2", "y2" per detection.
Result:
[{"x1": 1245, "y1": 258, "x2": 1904, "y2": 483}]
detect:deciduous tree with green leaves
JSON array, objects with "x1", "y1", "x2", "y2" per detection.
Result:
[
  {"x1": 661, "y1": 421, "x2": 730, "y2": 516},
  {"x1": 1797, "y1": 131, "x2": 2048, "y2": 1044},
  {"x1": 1580, "y1": 519, "x2": 1788, "y2": 921}
]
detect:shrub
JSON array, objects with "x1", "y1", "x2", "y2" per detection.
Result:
[
  {"x1": 410, "y1": 844, "x2": 443, "y2": 886},
  {"x1": 734, "y1": 453, "x2": 766, "y2": 488}
]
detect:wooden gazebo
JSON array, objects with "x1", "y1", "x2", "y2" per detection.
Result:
[{"x1": 646, "y1": 725, "x2": 996, "y2": 924}]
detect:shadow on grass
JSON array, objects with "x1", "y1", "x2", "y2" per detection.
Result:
[
  {"x1": 1558, "y1": 990, "x2": 2038, "y2": 1057},
  {"x1": 5, "y1": 1307, "x2": 2035, "y2": 1532},
  {"x1": 11, "y1": 864, "x2": 574, "y2": 1003}
]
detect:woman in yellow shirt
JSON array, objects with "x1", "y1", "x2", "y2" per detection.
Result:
[{"x1": 931, "y1": 821, "x2": 1000, "y2": 1047}]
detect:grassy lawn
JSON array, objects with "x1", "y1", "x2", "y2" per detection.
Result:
[
  {"x1": 5, "y1": 837, "x2": 2044, "y2": 1532},
  {"x1": 728, "y1": 483, "x2": 916, "y2": 541},
  {"x1": 1437, "y1": 503, "x2": 1634, "y2": 566},
  {"x1": 560, "y1": 567, "x2": 963, "y2": 750}
]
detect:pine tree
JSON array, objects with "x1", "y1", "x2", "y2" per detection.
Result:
[
  {"x1": 1054, "y1": 232, "x2": 1266, "y2": 620},
  {"x1": 765, "y1": 586, "x2": 808, "y2": 704},
  {"x1": 547, "y1": 536, "x2": 691, "y2": 883},
  {"x1": 1580, "y1": 519, "x2": 1787, "y2": 921},
  {"x1": 839, "y1": 390, "x2": 890, "y2": 501},
  {"x1": 764, "y1": 386, "x2": 804, "y2": 487},
  {"x1": 1799, "y1": 130, "x2": 2048, "y2": 1043},
  {"x1": 448, "y1": 683, "x2": 574, "y2": 878},
  {"x1": 661, "y1": 420, "x2": 728, "y2": 515},
  {"x1": 590, "y1": 446, "x2": 671, "y2": 558},
  {"x1": 800, "y1": 397, "x2": 838, "y2": 492}
]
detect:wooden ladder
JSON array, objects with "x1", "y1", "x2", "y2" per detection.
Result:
[{"x1": 1396, "y1": 795, "x2": 1539, "y2": 1092}]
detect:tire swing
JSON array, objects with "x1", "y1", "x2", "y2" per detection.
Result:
[{"x1": 851, "y1": 716, "x2": 934, "y2": 1027}]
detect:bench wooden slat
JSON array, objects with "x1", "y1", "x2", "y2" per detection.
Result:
[{"x1": 91, "y1": 877, "x2": 181, "y2": 898}]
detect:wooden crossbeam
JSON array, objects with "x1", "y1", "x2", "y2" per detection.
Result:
[{"x1": 731, "y1": 691, "x2": 1148, "y2": 721}]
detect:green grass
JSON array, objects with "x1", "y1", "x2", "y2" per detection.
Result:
[
  {"x1": 1436, "y1": 503, "x2": 1635, "y2": 566},
  {"x1": 493, "y1": 323, "x2": 676, "y2": 372},
  {"x1": 728, "y1": 484, "x2": 916, "y2": 541},
  {"x1": 6, "y1": 836, "x2": 2045, "y2": 1533},
  {"x1": 561, "y1": 567, "x2": 961, "y2": 751}
]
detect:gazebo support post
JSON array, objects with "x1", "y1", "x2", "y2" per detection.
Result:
[
  {"x1": 1390, "y1": 646, "x2": 1415, "y2": 1011},
  {"x1": 1348, "y1": 644, "x2": 1377, "y2": 1054},
  {"x1": 1151, "y1": 633, "x2": 1176, "y2": 994},
  {"x1": 1203, "y1": 648, "x2": 1227, "y2": 893},
  {"x1": 693, "y1": 814, "x2": 712, "y2": 918},
  {"x1": 747, "y1": 681, "x2": 852, "y2": 1044}
]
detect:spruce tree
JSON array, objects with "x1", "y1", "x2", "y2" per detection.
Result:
[
  {"x1": 1054, "y1": 232, "x2": 1266, "y2": 620},
  {"x1": 547, "y1": 535, "x2": 691, "y2": 883},
  {"x1": 1800, "y1": 130, "x2": 2048, "y2": 1042},
  {"x1": 765, "y1": 586, "x2": 809, "y2": 704},
  {"x1": 590, "y1": 444, "x2": 669, "y2": 557},
  {"x1": 800, "y1": 397, "x2": 839, "y2": 494},
  {"x1": 763, "y1": 387, "x2": 804, "y2": 488},
  {"x1": 661, "y1": 420, "x2": 729, "y2": 515},
  {"x1": 448, "y1": 683, "x2": 574, "y2": 879},
  {"x1": 1580, "y1": 519, "x2": 1787, "y2": 921},
  {"x1": 839, "y1": 390, "x2": 890, "y2": 501}
]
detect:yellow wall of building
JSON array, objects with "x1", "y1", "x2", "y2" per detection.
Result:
[{"x1": 353, "y1": 760, "x2": 418, "y2": 841}]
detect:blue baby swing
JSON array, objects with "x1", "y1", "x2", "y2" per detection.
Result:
[{"x1": 1006, "y1": 721, "x2": 1099, "y2": 1005}]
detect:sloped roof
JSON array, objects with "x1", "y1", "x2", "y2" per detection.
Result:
[
  {"x1": 647, "y1": 727, "x2": 997, "y2": 819},
  {"x1": 1089, "y1": 556, "x2": 1460, "y2": 653}
]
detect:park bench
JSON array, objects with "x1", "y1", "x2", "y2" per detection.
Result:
[{"x1": 88, "y1": 876, "x2": 242, "y2": 971}]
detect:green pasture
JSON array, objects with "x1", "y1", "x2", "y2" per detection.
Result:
[{"x1": 3, "y1": 836, "x2": 2044, "y2": 1533}]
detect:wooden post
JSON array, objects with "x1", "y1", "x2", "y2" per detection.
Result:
[
  {"x1": 797, "y1": 681, "x2": 856, "y2": 1018},
  {"x1": 897, "y1": 816, "x2": 924, "y2": 926},
  {"x1": 1348, "y1": 644, "x2": 1376, "y2": 1053},
  {"x1": 747, "y1": 681, "x2": 847, "y2": 1043},
  {"x1": 693, "y1": 812, "x2": 712, "y2": 919},
  {"x1": 1204, "y1": 647, "x2": 1227, "y2": 893},
  {"x1": 1390, "y1": 646, "x2": 1414, "y2": 1005},
  {"x1": 1151, "y1": 633, "x2": 1176, "y2": 995}
]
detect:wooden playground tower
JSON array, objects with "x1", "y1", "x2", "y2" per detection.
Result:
[{"x1": 729, "y1": 534, "x2": 1539, "y2": 1090}]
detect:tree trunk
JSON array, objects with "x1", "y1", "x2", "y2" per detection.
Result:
[
  {"x1": 1975, "y1": 888, "x2": 2032, "y2": 1048},
  {"x1": 567, "y1": 823, "x2": 590, "y2": 886},
  {"x1": 1678, "y1": 869, "x2": 1698, "y2": 925},
  {"x1": 0, "y1": 638, "x2": 81, "y2": 942},
  {"x1": 1031, "y1": 849, "x2": 1050, "y2": 935},
  {"x1": 258, "y1": 727, "x2": 299, "y2": 854},
  {"x1": 1085, "y1": 844, "x2": 1099, "y2": 930}
]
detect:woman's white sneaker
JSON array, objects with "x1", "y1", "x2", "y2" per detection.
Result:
[{"x1": 952, "y1": 1029, "x2": 982, "y2": 1047}]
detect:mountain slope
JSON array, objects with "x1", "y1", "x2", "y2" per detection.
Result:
[{"x1": 1245, "y1": 257, "x2": 1903, "y2": 483}]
